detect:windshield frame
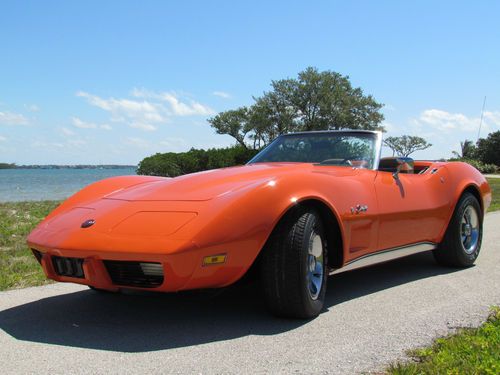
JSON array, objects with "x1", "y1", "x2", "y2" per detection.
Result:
[{"x1": 247, "y1": 130, "x2": 383, "y2": 170}]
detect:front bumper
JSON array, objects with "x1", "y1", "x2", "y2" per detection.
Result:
[{"x1": 29, "y1": 239, "x2": 254, "y2": 292}]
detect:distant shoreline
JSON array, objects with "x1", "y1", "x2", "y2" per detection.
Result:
[{"x1": 0, "y1": 164, "x2": 136, "y2": 170}]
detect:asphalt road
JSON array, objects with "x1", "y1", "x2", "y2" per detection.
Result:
[{"x1": 1, "y1": 212, "x2": 499, "y2": 375}]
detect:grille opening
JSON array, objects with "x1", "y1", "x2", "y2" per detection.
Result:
[
  {"x1": 52, "y1": 256, "x2": 85, "y2": 278},
  {"x1": 103, "y1": 261, "x2": 164, "y2": 288},
  {"x1": 31, "y1": 249, "x2": 43, "y2": 264}
]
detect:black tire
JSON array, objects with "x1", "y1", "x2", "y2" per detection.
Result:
[
  {"x1": 433, "y1": 192, "x2": 483, "y2": 267},
  {"x1": 260, "y1": 207, "x2": 328, "y2": 319}
]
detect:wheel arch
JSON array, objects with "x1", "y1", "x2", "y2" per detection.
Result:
[
  {"x1": 296, "y1": 199, "x2": 344, "y2": 270},
  {"x1": 250, "y1": 198, "x2": 345, "y2": 274},
  {"x1": 461, "y1": 184, "x2": 484, "y2": 216}
]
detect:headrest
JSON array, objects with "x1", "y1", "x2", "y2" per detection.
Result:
[{"x1": 379, "y1": 157, "x2": 414, "y2": 174}]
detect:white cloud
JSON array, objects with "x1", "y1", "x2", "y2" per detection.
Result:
[
  {"x1": 0, "y1": 135, "x2": 6, "y2": 142},
  {"x1": 484, "y1": 111, "x2": 500, "y2": 125},
  {"x1": 129, "y1": 122, "x2": 156, "y2": 131},
  {"x1": 72, "y1": 117, "x2": 112, "y2": 130},
  {"x1": 32, "y1": 140, "x2": 65, "y2": 149},
  {"x1": 131, "y1": 88, "x2": 215, "y2": 116},
  {"x1": 212, "y1": 91, "x2": 231, "y2": 99},
  {"x1": 77, "y1": 89, "x2": 214, "y2": 132},
  {"x1": 61, "y1": 127, "x2": 76, "y2": 136},
  {"x1": 381, "y1": 121, "x2": 396, "y2": 132},
  {"x1": 32, "y1": 137, "x2": 87, "y2": 150},
  {"x1": 25, "y1": 104, "x2": 40, "y2": 112},
  {"x1": 414, "y1": 109, "x2": 500, "y2": 133},
  {"x1": 72, "y1": 117, "x2": 97, "y2": 129},
  {"x1": 77, "y1": 91, "x2": 167, "y2": 131},
  {"x1": 0, "y1": 111, "x2": 29, "y2": 126},
  {"x1": 161, "y1": 93, "x2": 214, "y2": 116}
]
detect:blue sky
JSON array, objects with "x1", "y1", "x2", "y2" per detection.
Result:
[{"x1": 1, "y1": 0, "x2": 499, "y2": 164}]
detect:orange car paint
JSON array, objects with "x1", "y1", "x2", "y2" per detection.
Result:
[{"x1": 27, "y1": 160, "x2": 491, "y2": 292}]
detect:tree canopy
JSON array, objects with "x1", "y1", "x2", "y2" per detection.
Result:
[
  {"x1": 137, "y1": 146, "x2": 258, "y2": 177},
  {"x1": 475, "y1": 131, "x2": 500, "y2": 166},
  {"x1": 208, "y1": 67, "x2": 385, "y2": 149},
  {"x1": 383, "y1": 135, "x2": 432, "y2": 157}
]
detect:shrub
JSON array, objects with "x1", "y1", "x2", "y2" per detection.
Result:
[
  {"x1": 448, "y1": 158, "x2": 498, "y2": 174},
  {"x1": 137, "y1": 146, "x2": 259, "y2": 177}
]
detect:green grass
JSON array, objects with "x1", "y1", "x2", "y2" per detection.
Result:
[
  {"x1": 486, "y1": 178, "x2": 500, "y2": 212},
  {"x1": 0, "y1": 201, "x2": 60, "y2": 290},
  {"x1": 387, "y1": 307, "x2": 500, "y2": 375}
]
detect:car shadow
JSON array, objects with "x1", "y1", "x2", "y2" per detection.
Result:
[{"x1": 0, "y1": 251, "x2": 460, "y2": 353}]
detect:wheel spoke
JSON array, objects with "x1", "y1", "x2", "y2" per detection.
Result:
[{"x1": 460, "y1": 204, "x2": 480, "y2": 254}]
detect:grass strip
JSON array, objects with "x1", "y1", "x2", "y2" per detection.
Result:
[
  {"x1": 0, "y1": 201, "x2": 60, "y2": 290},
  {"x1": 387, "y1": 307, "x2": 500, "y2": 374},
  {"x1": 486, "y1": 178, "x2": 499, "y2": 212}
]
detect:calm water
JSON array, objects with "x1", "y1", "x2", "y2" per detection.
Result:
[{"x1": 0, "y1": 168, "x2": 137, "y2": 202}]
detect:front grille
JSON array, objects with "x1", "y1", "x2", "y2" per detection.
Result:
[
  {"x1": 103, "y1": 261, "x2": 164, "y2": 288},
  {"x1": 52, "y1": 256, "x2": 85, "y2": 278}
]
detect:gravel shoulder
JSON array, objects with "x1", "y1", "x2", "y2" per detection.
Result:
[{"x1": 0, "y1": 211, "x2": 499, "y2": 374}]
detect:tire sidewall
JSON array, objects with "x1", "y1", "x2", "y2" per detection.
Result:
[{"x1": 298, "y1": 210, "x2": 328, "y2": 316}]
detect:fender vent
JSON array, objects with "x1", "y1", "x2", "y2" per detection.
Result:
[{"x1": 103, "y1": 261, "x2": 164, "y2": 288}]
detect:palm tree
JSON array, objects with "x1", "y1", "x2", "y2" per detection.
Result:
[{"x1": 452, "y1": 140, "x2": 476, "y2": 159}]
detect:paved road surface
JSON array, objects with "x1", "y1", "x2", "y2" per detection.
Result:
[{"x1": 1, "y1": 212, "x2": 499, "y2": 374}]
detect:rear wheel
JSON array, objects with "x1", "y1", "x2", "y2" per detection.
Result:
[
  {"x1": 260, "y1": 207, "x2": 328, "y2": 319},
  {"x1": 434, "y1": 192, "x2": 483, "y2": 267}
]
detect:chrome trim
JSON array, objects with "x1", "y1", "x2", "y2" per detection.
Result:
[
  {"x1": 330, "y1": 242, "x2": 437, "y2": 275},
  {"x1": 372, "y1": 130, "x2": 383, "y2": 171}
]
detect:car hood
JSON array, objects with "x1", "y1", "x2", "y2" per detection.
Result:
[
  {"x1": 103, "y1": 163, "x2": 297, "y2": 201},
  {"x1": 103, "y1": 163, "x2": 357, "y2": 202}
]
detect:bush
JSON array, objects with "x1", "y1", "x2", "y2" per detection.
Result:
[
  {"x1": 476, "y1": 131, "x2": 500, "y2": 167},
  {"x1": 448, "y1": 158, "x2": 498, "y2": 174},
  {"x1": 137, "y1": 146, "x2": 259, "y2": 177}
]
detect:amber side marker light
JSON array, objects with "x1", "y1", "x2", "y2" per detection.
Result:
[{"x1": 203, "y1": 254, "x2": 227, "y2": 266}]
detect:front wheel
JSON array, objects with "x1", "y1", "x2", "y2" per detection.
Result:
[
  {"x1": 260, "y1": 207, "x2": 328, "y2": 319},
  {"x1": 434, "y1": 192, "x2": 483, "y2": 267}
]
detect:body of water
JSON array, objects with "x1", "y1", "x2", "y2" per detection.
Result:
[{"x1": 0, "y1": 168, "x2": 137, "y2": 202}]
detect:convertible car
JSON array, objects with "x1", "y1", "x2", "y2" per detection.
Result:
[{"x1": 27, "y1": 130, "x2": 491, "y2": 318}]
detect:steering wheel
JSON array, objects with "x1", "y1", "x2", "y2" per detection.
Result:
[{"x1": 340, "y1": 158, "x2": 352, "y2": 166}]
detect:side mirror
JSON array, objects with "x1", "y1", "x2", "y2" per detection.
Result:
[{"x1": 392, "y1": 158, "x2": 414, "y2": 180}]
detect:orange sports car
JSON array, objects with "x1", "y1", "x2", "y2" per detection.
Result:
[{"x1": 27, "y1": 130, "x2": 491, "y2": 318}]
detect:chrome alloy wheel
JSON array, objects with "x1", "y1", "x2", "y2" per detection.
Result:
[
  {"x1": 307, "y1": 231, "x2": 324, "y2": 300},
  {"x1": 460, "y1": 205, "x2": 480, "y2": 254}
]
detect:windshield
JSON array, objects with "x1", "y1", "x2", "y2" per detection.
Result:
[{"x1": 248, "y1": 132, "x2": 379, "y2": 169}]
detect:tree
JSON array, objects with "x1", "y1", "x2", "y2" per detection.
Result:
[
  {"x1": 0, "y1": 163, "x2": 16, "y2": 169},
  {"x1": 208, "y1": 107, "x2": 251, "y2": 148},
  {"x1": 208, "y1": 67, "x2": 385, "y2": 149},
  {"x1": 452, "y1": 140, "x2": 476, "y2": 159},
  {"x1": 383, "y1": 135, "x2": 432, "y2": 157},
  {"x1": 137, "y1": 146, "x2": 258, "y2": 177},
  {"x1": 475, "y1": 131, "x2": 500, "y2": 166}
]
